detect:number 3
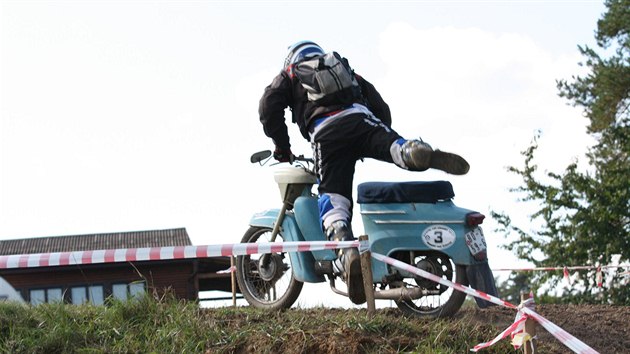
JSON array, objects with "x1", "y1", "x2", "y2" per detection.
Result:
[{"x1": 434, "y1": 231, "x2": 443, "y2": 243}]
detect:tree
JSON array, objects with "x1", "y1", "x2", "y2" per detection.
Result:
[
  {"x1": 495, "y1": 272, "x2": 535, "y2": 305},
  {"x1": 493, "y1": 0, "x2": 630, "y2": 304}
]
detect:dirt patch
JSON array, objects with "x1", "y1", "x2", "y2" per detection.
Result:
[
  {"x1": 204, "y1": 305, "x2": 629, "y2": 353},
  {"x1": 466, "y1": 304, "x2": 630, "y2": 353}
]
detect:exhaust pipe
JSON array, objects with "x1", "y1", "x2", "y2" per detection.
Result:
[
  {"x1": 373, "y1": 287, "x2": 429, "y2": 301},
  {"x1": 329, "y1": 277, "x2": 435, "y2": 302}
]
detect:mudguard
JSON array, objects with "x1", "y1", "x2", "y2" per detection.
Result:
[
  {"x1": 249, "y1": 209, "x2": 327, "y2": 283},
  {"x1": 466, "y1": 261, "x2": 500, "y2": 308}
]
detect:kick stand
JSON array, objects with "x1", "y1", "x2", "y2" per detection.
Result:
[{"x1": 358, "y1": 235, "x2": 376, "y2": 316}]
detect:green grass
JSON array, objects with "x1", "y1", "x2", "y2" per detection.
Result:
[{"x1": 0, "y1": 293, "x2": 513, "y2": 354}]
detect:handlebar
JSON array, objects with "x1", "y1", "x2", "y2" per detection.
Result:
[
  {"x1": 250, "y1": 150, "x2": 313, "y2": 165},
  {"x1": 291, "y1": 154, "x2": 314, "y2": 164}
]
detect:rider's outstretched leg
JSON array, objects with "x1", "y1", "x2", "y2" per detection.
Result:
[{"x1": 391, "y1": 138, "x2": 470, "y2": 175}]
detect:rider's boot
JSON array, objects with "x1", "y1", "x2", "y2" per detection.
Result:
[
  {"x1": 401, "y1": 139, "x2": 470, "y2": 175},
  {"x1": 327, "y1": 220, "x2": 366, "y2": 304}
]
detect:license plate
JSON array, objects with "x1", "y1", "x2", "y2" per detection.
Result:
[{"x1": 465, "y1": 227, "x2": 487, "y2": 260}]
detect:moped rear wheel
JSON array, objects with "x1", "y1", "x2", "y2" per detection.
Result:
[
  {"x1": 235, "y1": 226, "x2": 303, "y2": 310},
  {"x1": 393, "y1": 254, "x2": 468, "y2": 318}
]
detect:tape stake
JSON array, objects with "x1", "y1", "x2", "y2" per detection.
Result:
[
  {"x1": 510, "y1": 296, "x2": 536, "y2": 350},
  {"x1": 359, "y1": 237, "x2": 370, "y2": 254},
  {"x1": 564, "y1": 266, "x2": 572, "y2": 286},
  {"x1": 471, "y1": 315, "x2": 527, "y2": 352}
]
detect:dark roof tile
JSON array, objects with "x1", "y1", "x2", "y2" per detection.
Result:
[{"x1": 0, "y1": 228, "x2": 192, "y2": 255}]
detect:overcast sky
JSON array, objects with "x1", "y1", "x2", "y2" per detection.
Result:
[{"x1": 1, "y1": 1, "x2": 605, "y2": 307}]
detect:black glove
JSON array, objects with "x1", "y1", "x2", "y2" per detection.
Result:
[{"x1": 273, "y1": 146, "x2": 294, "y2": 163}]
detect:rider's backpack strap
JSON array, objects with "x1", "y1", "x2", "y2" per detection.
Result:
[{"x1": 357, "y1": 181, "x2": 454, "y2": 204}]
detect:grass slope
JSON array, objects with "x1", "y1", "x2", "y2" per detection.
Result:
[{"x1": 0, "y1": 294, "x2": 514, "y2": 354}]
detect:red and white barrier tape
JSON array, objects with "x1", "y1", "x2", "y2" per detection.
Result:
[
  {"x1": 471, "y1": 314, "x2": 529, "y2": 351},
  {"x1": 494, "y1": 265, "x2": 588, "y2": 272},
  {"x1": 472, "y1": 296, "x2": 534, "y2": 352},
  {"x1": 216, "y1": 265, "x2": 236, "y2": 274},
  {"x1": 371, "y1": 252, "x2": 600, "y2": 354},
  {"x1": 492, "y1": 264, "x2": 630, "y2": 272},
  {"x1": 371, "y1": 252, "x2": 517, "y2": 309},
  {"x1": 492, "y1": 264, "x2": 629, "y2": 272},
  {"x1": 0, "y1": 241, "x2": 600, "y2": 353},
  {"x1": 564, "y1": 266, "x2": 573, "y2": 286},
  {"x1": 509, "y1": 296, "x2": 536, "y2": 350},
  {"x1": 0, "y1": 241, "x2": 360, "y2": 269},
  {"x1": 521, "y1": 306, "x2": 598, "y2": 354},
  {"x1": 493, "y1": 264, "x2": 630, "y2": 288}
]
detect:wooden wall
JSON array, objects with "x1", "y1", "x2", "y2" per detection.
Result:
[{"x1": 1, "y1": 260, "x2": 196, "y2": 301}]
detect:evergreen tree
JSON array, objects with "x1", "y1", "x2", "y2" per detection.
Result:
[{"x1": 493, "y1": 0, "x2": 630, "y2": 304}]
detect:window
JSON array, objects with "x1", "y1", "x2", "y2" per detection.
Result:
[
  {"x1": 29, "y1": 288, "x2": 63, "y2": 305},
  {"x1": 71, "y1": 287, "x2": 87, "y2": 304},
  {"x1": 112, "y1": 281, "x2": 146, "y2": 301},
  {"x1": 112, "y1": 283, "x2": 128, "y2": 300},
  {"x1": 71, "y1": 285, "x2": 104, "y2": 305},
  {"x1": 29, "y1": 283, "x2": 143, "y2": 305},
  {"x1": 29, "y1": 289, "x2": 45, "y2": 305},
  {"x1": 88, "y1": 286, "x2": 104, "y2": 305},
  {"x1": 47, "y1": 288, "x2": 63, "y2": 303},
  {"x1": 129, "y1": 282, "x2": 145, "y2": 298}
]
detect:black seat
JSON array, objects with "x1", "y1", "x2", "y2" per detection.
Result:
[{"x1": 357, "y1": 181, "x2": 454, "y2": 204}]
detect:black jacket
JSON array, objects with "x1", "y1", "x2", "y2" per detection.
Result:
[{"x1": 259, "y1": 69, "x2": 391, "y2": 149}]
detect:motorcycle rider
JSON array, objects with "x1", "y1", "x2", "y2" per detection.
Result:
[{"x1": 258, "y1": 41, "x2": 469, "y2": 304}]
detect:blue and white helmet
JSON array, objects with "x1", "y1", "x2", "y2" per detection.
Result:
[{"x1": 283, "y1": 41, "x2": 324, "y2": 70}]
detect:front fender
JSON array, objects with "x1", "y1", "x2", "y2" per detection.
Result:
[
  {"x1": 248, "y1": 209, "x2": 325, "y2": 283},
  {"x1": 249, "y1": 209, "x2": 280, "y2": 229}
]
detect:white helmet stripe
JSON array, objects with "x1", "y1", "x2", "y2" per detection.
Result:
[{"x1": 284, "y1": 41, "x2": 323, "y2": 69}]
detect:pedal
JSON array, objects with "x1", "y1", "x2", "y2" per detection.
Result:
[{"x1": 314, "y1": 260, "x2": 333, "y2": 275}]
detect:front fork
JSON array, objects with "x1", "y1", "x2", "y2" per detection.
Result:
[
  {"x1": 261, "y1": 202, "x2": 289, "y2": 268},
  {"x1": 269, "y1": 202, "x2": 288, "y2": 242}
]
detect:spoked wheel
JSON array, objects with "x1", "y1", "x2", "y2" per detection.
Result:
[
  {"x1": 235, "y1": 226, "x2": 303, "y2": 309},
  {"x1": 393, "y1": 253, "x2": 468, "y2": 318}
]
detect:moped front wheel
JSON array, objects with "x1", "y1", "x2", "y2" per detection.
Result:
[
  {"x1": 235, "y1": 226, "x2": 303, "y2": 310},
  {"x1": 392, "y1": 253, "x2": 468, "y2": 318}
]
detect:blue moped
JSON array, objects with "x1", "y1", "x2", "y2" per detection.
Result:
[{"x1": 235, "y1": 151, "x2": 498, "y2": 317}]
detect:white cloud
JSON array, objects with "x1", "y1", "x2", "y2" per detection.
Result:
[{"x1": 355, "y1": 22, "x2": 593, "y2": 271}]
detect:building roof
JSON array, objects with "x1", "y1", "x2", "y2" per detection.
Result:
[{"x1": 0, "y1": 228, "x2": 192, "y2": 256}]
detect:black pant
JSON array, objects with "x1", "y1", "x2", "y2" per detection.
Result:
[{"x1": 312, "y1": 112, "x2": 402, "y2": 204}]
